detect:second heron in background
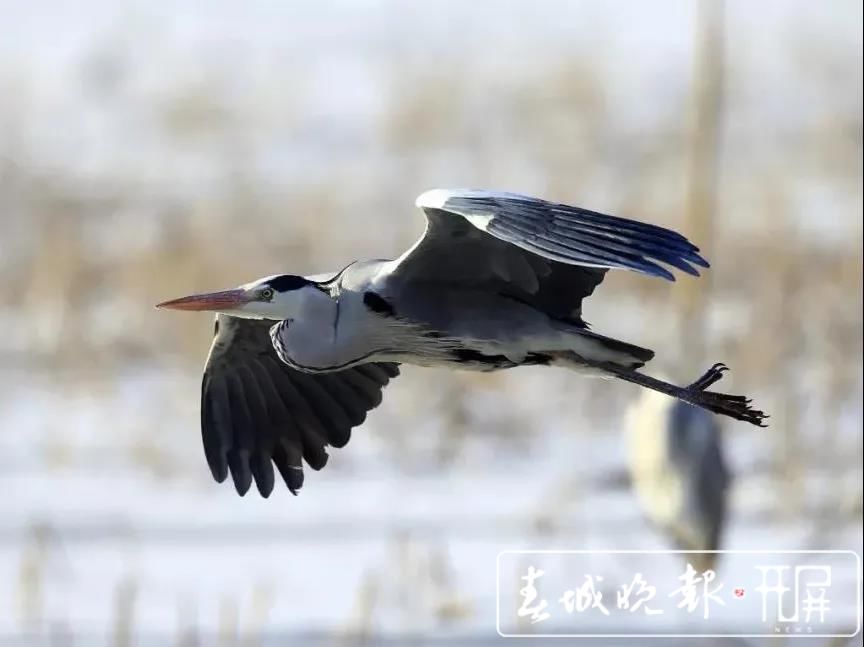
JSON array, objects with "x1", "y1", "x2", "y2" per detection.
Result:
[{"x1": 626, "y1": 388, "x2": 730, "y2": 571}]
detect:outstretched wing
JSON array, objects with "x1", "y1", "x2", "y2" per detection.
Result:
[
  {"x1": 201, "y1": 315, "x2": 399, "y2": 497},
  {"x1": 387, "y1": 189, "x2": 708, "y2": 322}
]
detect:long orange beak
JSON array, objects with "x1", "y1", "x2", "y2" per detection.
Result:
[{"x1": 156, "y1": 289, "x2": 252, "y2": 312}]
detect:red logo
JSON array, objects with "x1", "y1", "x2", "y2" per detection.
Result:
[{"x1": 734, "y1": 588, "x2": 745, "y2": 598}]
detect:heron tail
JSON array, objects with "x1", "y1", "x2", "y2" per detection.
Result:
[
  {"x1": 540, "y1": 328, "x2": 655, "y2": 377},
  {"x1": 581, "y1": 330, "x2": 655, "y2": 365},
  {"x1": 554, "y1": 326, "x2": 655, "y2": 369}
]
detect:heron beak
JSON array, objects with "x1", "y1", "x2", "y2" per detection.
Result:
[{"x1": 156, "y1": 289, "x2": 253, "y2": 312}]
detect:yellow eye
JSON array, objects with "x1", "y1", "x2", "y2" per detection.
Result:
[{"x1": 261, "y1": 288, "x2": 274, "y2": 300}]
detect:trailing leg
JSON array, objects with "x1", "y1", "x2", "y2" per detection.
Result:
[{"x1": 582, "y1": 359, "x2": 768, "y2": 427}]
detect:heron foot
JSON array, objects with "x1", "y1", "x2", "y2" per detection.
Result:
[
  {"x1": 683, "y1": 363, "x2": 769, "y2": 427},
  {"x1": 687, "y1": 362, "x2": 729, "y2": 392}
]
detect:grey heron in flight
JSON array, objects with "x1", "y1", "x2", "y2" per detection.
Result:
[
  {"x1": 626, "y1": 388, "x2": 730, "y2": 572},
  {"x1": 158, "y1": 189, "x2": 767, "y2": 497}
]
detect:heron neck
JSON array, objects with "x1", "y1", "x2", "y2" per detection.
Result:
[
  {"x1": 294, "y1": 287, "x2": 338, "y2": 338},
  {"x1": 271, "y1": 289, "x2": 349, "y2": 370}
]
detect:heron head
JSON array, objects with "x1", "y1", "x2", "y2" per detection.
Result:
[{"x1": 156, "y1": 274, "x2": 321, "y2": 320}]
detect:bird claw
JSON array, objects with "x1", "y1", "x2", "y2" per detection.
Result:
[
  {"x1": 683, "y1": 363, "x2": 769, "y2": 427},
  {"x1": 688, "y1": 362, "x2": 730, "y2": 392}
]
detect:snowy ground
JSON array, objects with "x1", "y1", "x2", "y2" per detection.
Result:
[{"x1": 1, "y1": 368, "x2": 861, "y2": 645}]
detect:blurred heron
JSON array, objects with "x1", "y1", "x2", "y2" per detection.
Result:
[
  {"x1": 626, "y1": 387, "x2": 730, "y2": 571},
  {"x1": 158, "y1": 189, "x2": 766, "y2": 496}
]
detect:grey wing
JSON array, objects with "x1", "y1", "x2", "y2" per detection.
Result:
[
  {"x1": 201, "y1": 315, "x2": 400, "y2": 497},
  {"x1": 387, "y1": 189, "x2": 708, "y2": 321}
]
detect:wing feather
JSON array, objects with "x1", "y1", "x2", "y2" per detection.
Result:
[
  {"x1": 387, "y1": 189, "x2": 710, "y2": 322},
  {"x1": 420, "y1": 190, "x2": 708, "y2": 281},
  {"x1": 200, "y1": 315, "x2": 399, "y2": 497}
]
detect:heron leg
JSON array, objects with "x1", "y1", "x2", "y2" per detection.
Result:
[{"x1": 589, "y1": 360, "x2": 768, "y2": 427}]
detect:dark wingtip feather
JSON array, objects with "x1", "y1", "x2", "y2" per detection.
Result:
[
  {"x1": 644, "y1": 263, "x2": 676, "y2": 281},
  {"x1": 689, "y1": 251, "x2": 710, "y2": 268},
  {"x1": 233, "y1": 479, "x2": 251, "y2": 497},
  {"x1": 273, "y1": 442, "x2": 305, "y2": 493},
  {"x1": 210, "y1": 461, "x2": 229, "y2": 483},
  {"x1": 663, "y1": 251, "x2": 708, "y2": 276},
  {"x1": 228, "y1": 450, "x2": 253, "y2": 496},
  {"x1": 302, "y1": 442, "x2": 329, "y2": 470},
  {"x1": 201, "y1": 387, "x2": 230, "y2": 483},
  {"x1": 251, "y1": 454, "x2": 275, "y2": 498},
  {"x1": 674, "y1": 260, "x2": 701, "y2": 277}
]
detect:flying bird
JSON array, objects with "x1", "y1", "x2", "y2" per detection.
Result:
[{"x1": 158, "y1": 189, "x2": 767, "y2": 497}]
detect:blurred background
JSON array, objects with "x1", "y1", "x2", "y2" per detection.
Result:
[{"x1": 0, "y1": 0, "x2": 861, "y2": 644}]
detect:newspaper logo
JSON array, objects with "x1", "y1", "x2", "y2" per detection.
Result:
[{"x1": 496, "y1": 550, "x2": 861, "y2": 638}]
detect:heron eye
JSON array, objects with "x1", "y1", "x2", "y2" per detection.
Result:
[{"x1": 261, "y1": 288, "x2": 274, "y2": 300}]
